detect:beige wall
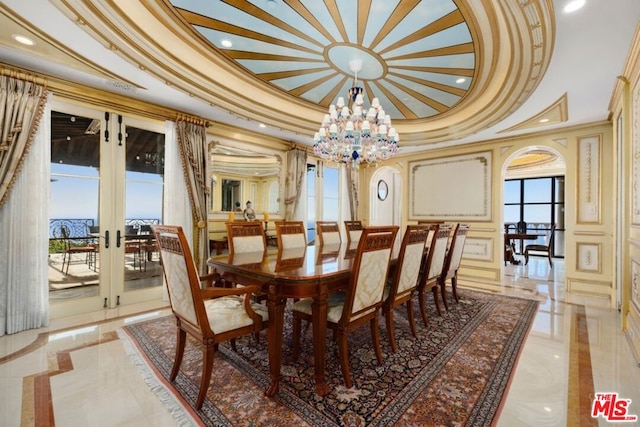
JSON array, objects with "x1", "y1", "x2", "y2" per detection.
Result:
[
  {"x1": 360, "y1": 122, "x2": 615, "y2": 301},
  {"x1": 611, "y1": 24, "x2": 640, "y2": 363}
]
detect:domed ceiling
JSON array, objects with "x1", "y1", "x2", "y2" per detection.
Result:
[{"x1": 171, "y1": 0, "x2": 475, "y2": 121}]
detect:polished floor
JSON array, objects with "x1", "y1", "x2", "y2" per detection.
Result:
[{"x1": 1, "y1": 256, "x2": 639, "y2": 426}]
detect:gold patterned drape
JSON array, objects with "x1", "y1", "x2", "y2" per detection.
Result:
[
  {"x1": 284, "y1": 148, "x2": 307, "y2": 220},
  {"x1": 346, "y1": 165, "x2": 359, "y2": 220},
  {"x1": 0, "y1": 70, "x2": 48, "y2": 209},
  {"x1": 176, "y1": 117, "x2": 209, "y2": 274}
]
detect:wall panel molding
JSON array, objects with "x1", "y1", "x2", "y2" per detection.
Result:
[{"x1": 577, "y1": 134, "x2": 601, "y2": 224}]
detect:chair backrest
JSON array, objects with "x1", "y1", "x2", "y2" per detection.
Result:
[
  {"x1": 423, "y1": 224, "x2": 452, "y2": 281},
  {"x1": 344, "y1": 220, "x2": 363, "y2": 246},
  {"x1": 388, "y1": 225, "x2": 429, "y2": 301},
  {"x1": 417, "y1": 220, "x2": 445, "y2": 248},
  {"x1": 442, "y1": 223, "x2": 470, "y2": 279},
  {"x1": 226, "y1": 221, "x2": 266, "y2": 254},
  {"x1": 275, "y1": 221, "x2": 307, "y2": 249},
  {"x1": 152, "y1": 225, "x2": 212, "y2": 338},
  {"x1": 546, "y1": 224, "x2": 557, "y2": 248},
  {"x1": 340, "y1": 226, "x2": 399, "y2": 324},
  {"x1": 316, "y1": 221, "x2": 341, "y2": 245}
]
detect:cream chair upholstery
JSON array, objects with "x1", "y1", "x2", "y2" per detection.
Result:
[
  {"x1": 291, "y1": 226, "x2": 399, "y2": 388},
  {"x1": 152, "y1": 225, "x2": 268, "y2": 410},
  {"x1": 383, "y1": 225, "x2": 429, "y2": 353},
  {"x1": 275, "y1": 221, "x2": 307, "y2": 249},
  {"x1": 440, "y1": 223, "x2": 470, "y2": 310},
  {"x1": 316, "y1": 221, "x2": 341, "y2": 245},
  {"x1": 344, "y1": 220, "x2": 363, "y2": 246},
  {"x1": 417, "y1": 224, "x2": 451, "y2": 326}
]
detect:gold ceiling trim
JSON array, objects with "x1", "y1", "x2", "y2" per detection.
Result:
[{"x1": 499, "y1": 93, "x2": 568, "y2": 133}]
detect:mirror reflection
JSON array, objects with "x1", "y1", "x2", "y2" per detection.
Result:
[{"x1": 209, "y1": 144, "x2": 281, "y2": 214}]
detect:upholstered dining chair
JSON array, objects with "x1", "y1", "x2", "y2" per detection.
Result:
[
  {"x1": 417, "y1": 224, "x2": 451, "y2": 326},
  {"x1": 152, "y1": 225, "x2": 268, "y2": 410},
  {"x1": 275, "y1": 220, "x2": 307, "y2": 250},
  {"x1": 525, "y1": 224, "x2": 556, "y2": 267},
  {"x1": 291, "y1": 225, "x2": 399, "y2": 388},
  {"x1": 226, "y1": 221, "x2": 267, "y2": 254},
  {"x1": 344, "y1": 220, "x2": 363, "y2": 246},
  {"x1": 383, "y1": 225, "x2": 429, "y2": 353},
  {"x1": 316, "y1": 221, "x2": 342, "y2": 245},
  {"x1": 440, "y1": 223, "x2": 470, "y2": 310}
]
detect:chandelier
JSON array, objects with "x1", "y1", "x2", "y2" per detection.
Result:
[{"x1": 313, "y1": 60, "x2": 399, "y2": 168}]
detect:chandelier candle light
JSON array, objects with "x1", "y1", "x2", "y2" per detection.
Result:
[{"x1": 313, "y1": 59, "x2": 399, "y2": 168}]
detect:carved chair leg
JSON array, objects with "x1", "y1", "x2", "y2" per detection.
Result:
[
  {"x1": 371, "y1": 316, "x2": 383, "y2": 365},
  {"x1": 451, "y1": 274, "x2": 459, "y2": 303},
  {"x1": 385, "y1": 307, "x2": 398, "y2": 353},
  {"x1": 440, "y1": 279, "x2": 450, "y2": 311},
  {"x1": 432, "y1": 286, "x2": 444, "y2": 317},
  {"x1": 406, "y1": 299, "x2": 417, "y2": 338},
  {"x1": 336, "y1": 329, "x2": 352, "y2": 388},
  {"x1": 196, "y1": 344, "x2": 215, "y2": 410},
  {"x1": 170, "y1": 328, "x2": 186, "y2": 381},
  {"x1": 418, "y1": 287, "x2": 429, "y2": 327}
]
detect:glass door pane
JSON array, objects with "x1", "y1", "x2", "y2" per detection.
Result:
[
  {"x1": 119, "y1": 119, "x2": 165, "y2": 302},
  {"x1": 49, "y1": 110, "x2": 103, "y2": 305}
]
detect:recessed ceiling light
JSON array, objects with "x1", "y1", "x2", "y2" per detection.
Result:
[
  {"x1": 13, "y1": 34, "x2": 35, "y2": 46},
  {"x1": 221, "y1": 39, "x2": 232, "y2": 48},
  {"x1": 456, "y1": 78, "x2": 466, "y2": 84},
  {"x1": 266, "y1": 0, "x2": 277, "y2": 9},
  {"x1": 564, "y1": 0, "x2": 585, "y2": 13},
  {"x1": 539, "y1": 118, "x2": 550, "y2": 123},
  {"x1": 259, "y1": 123, "x2": 267, "y2": 128}
]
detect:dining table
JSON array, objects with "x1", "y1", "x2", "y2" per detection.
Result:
[
  {"x1": 206, "y1": 242, "x2": 356, "y2": 397},
  {"x1": 504, "y1": 232, "x2": 541, "y2": 265}
]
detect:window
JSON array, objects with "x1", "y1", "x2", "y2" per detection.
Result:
[{"x1": 504, "y1": 176, "x2": 564, "y2": 257}]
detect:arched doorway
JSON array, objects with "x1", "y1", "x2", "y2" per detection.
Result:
[
  {"x1": 502, "y1": 147, "x2": 566, "y2": 270},
  {"x1": 370, "y1": 166, "x2": 402, "y2": 251}
]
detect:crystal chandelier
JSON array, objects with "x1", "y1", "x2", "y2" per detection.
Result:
[{"x1": 313, "y1": 60, "x2": 399, "y2": 168}]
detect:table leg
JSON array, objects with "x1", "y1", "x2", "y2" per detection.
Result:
[
  {"x1": 265, "y1": 284, "x2": 285, "y2": 397},
  {"x1": 311, "y1": 285, "x2": 330, "y2": 396}
]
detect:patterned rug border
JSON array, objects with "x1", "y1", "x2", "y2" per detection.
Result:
[{"x1": 120, "y1": 289, "x2": 539, "y2": 426}]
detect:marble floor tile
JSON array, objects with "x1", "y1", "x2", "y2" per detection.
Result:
[{"x1": 1, "y1": 257, "x2": 639, "y2": 426}]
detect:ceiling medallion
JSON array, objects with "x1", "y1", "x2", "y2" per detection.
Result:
[{"x1": 313, "y1": 59, "x2": 399, "y2": 168}]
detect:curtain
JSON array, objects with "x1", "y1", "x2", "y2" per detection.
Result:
[
  {"x1": 0, "y1": 79, "x2": 49, "y2": 336},
  {"x1": 175, "y1": 118, "x2": 209, "y2": 273},
  {"x1": 284, "y1": 148, "x2": 307, "y2": 220},
  {"x1": 346, "y1": 165, "x2": 359, "y2": 220}
]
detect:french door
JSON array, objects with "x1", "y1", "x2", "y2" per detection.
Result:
[{"x1": 49, "y1": 101, "x2": 166, "y2": 318}]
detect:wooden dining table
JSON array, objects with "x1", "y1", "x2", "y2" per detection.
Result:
[{"x1": 206, "y1": 242, "x2": 356, "y2": 397}]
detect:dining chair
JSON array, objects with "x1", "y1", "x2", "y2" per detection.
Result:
[
  {"x1": 417, "y1": 224, "x2": 451, "y2": 326},
  {"x1": 524, "y1": 224, "x2": 556, "y2": 267},
  {"x1": 291, "y1": 225, "x2": 399, "y2": 388},
  {"x1": 59, "y1": 225, "x2": 97, "y2": 275},
  {"x1": 225, "y1": 221, "x2": 268, "y2": 297},
  {"x1": 226, "y1": 221, "x2": 267, "y2": 254},
  {"x1": 383, "y1": 225, "x2": 429, "y2": 353},
  {"x1": 316, "y1": 221, "x2": 342, "y2": 245},
  {"x1": 440, "y1": 223, "x2": 470, "y2": 310},
  {"x1": 344, "y1": 220, "x2": 363, "y2": 246},
  {"x1": 151, "y1": 225, "x2": 268, "y2": 410},
  {"x1": 275, "y1": 220, "x2": 307, "y2": 249}
]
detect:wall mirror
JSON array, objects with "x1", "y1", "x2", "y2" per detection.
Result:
[{"x1": 209, "y1": 143, "x2": 282, "y2": 214}]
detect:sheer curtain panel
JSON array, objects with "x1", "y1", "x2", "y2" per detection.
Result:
[{"x1": 0, "y1": 81, "x2": 50, "y2": 336}]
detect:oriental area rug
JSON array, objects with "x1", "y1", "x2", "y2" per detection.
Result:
[{"x1": 119, "y1": 290, "x2": 538, "y2": 426}]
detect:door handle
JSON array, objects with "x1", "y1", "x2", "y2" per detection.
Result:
[
  {"x1": 105, "y1": 230, "x2": 110, "y2": 248},
  {"x1": 117, "y1": 230, "x2": 122, "y2": 248}
]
